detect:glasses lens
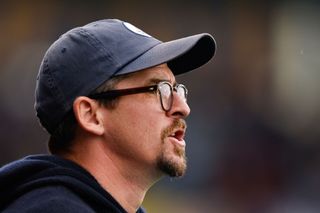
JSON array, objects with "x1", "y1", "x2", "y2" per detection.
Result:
[
  {"x1": 158, "y1": 82, "x2": 172, "y2": 111},
  {"x1": 176, "y1": 85, "x2": 187, "y2": 102}
]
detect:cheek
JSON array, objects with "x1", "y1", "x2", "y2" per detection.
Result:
[
  {"x1": 119, "y1": 97, "x2": 164, "y2": 140},
  {"x1": 126, "y1": 112, "x2": 162, "y2": 148},
  {"x1": 105, "y1": 100, "x2": 165, "y2": 160}
]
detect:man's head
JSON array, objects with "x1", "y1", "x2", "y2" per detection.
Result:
[
  {"x1": 35, "y1": 19, "x2": 216, "y2": 177},
  {"x1": 87, "y1": 64, "x2": 190, "y2": 177}
]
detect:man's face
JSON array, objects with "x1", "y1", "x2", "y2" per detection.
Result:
[{"x1": 100, "y1": 64, "x2": 190, "y2": 178}]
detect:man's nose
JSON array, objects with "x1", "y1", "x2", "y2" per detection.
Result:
[{"x1": 166, "y1": 92, "x2": 191, "y2": 118}]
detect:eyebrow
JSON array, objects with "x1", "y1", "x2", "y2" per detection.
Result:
[{"x1": 147, "y1": 77, "x2": 176, "y2": 85}]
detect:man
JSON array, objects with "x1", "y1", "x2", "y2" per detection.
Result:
[{"x1": 0, "y1": 19, "x2": 215, "y2": 212}]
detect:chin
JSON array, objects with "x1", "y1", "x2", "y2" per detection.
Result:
[{"x1": 156, "y1": 149, "x2": 187, "y2": 177}]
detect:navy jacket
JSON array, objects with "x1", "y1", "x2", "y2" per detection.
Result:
[{"x1": 0, "y1": 155, "x2": 146, "y2": 213}]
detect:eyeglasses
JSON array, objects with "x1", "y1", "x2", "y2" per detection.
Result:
[{"x1": 89, "y1": 81, "x2": 188, "y2": 112}]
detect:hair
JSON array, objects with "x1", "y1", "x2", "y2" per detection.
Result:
[{"x1": 48, "y1": 74, "x2": 128, "y2": 154}]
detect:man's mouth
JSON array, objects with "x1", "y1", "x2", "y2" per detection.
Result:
[
  {"x1": 162, "y1": 119, "x2": 187, "y2": 148},
  {"x1": 168, "y1": 129, "x2": 186, "y2": 147},
  {"x1": 169, "y1": 130, "x2": 185, "y2": 141}
]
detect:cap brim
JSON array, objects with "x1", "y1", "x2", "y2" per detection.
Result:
[{"x1": 115, "y1": 33, "x2": 216, "y2": 76}]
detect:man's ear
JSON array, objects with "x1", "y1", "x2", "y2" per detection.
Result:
[{"x1": 73, "y1": 96, "x2": 104, "y2": 136}]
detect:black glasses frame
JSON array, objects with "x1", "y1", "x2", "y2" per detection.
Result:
[{"x1": 89, "y1": 81, "x2": 187, "y2": 112}]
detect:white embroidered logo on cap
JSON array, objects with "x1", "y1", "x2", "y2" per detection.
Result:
[{"x1": 123, "y1": 22, "x2": 152, "y2": 38}]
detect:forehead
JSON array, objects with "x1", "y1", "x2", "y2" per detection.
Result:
[{"x1": 117, "y1": 64, "x2": 176, "y2": 87}]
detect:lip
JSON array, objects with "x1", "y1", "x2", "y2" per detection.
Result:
[{"x1": 168, "y1": 129, "x2": 186, "y2": 147}]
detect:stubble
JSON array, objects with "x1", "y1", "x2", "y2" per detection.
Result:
[{"x1": 157, "y1": 119, "x2": 187, "y2": 177}]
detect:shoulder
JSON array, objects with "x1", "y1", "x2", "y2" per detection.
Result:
[{"x1": 3, "y1": 185, "x2": 94, "y2": 213}]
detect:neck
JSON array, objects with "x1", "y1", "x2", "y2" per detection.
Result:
[{"x1": 62, "y1": 138, "x2": 160, "y2": 213}]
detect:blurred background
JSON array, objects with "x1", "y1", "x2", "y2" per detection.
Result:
[{"x1": 1, "y1": 0, "x2": 320, "y2": 212}]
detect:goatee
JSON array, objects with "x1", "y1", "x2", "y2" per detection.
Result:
[{"x1": 157, "y1": 119, "x2": 187, "y2": 177}]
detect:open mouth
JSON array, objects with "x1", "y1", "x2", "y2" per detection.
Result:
[
  {"x1": 168, "y1": 129, "x2": 186, "y2": 147},
  {"x1": 170, "y1": 130, "x2": 185, "y2": 141}
]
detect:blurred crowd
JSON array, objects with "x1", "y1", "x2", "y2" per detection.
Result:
[{"x1": 1, "y1": 0, "x2": 320, "y2": 212}]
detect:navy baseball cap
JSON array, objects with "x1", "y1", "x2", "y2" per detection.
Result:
[{"x1": 35, "y1": 19, "x2": 216, "y2": 134}]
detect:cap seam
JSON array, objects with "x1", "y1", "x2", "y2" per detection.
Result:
[
  {"x1": 42, "y1": 59, "x2": 68, "y2": 130},
  {"x1": 77, "y1": 28, "x2": 121, "y2": 68},
  {"x1": 43, "y1": 59, "x2": 67, "y2": 109}
]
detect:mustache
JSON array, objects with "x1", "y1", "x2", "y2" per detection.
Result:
[{"x1": 161, "y1": 119, "x2": 187, "y2": 140}]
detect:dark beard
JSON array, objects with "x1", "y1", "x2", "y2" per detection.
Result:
[{"x1": 157, "y1": 119, "x2": 187, "y2": 177}]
